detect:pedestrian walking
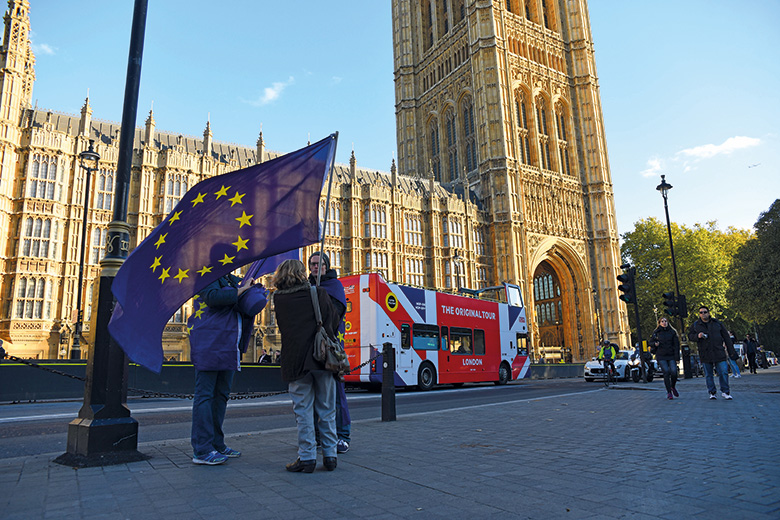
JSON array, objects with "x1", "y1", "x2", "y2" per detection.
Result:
[
  {"x1": 650, "y1": 317, "x2": 680, "y2": 400},
  {"x1": 744, "y1": 334, "x2": 759, "y2": 373},
  {"x1": 309, "y1": 252, "x2": 352, "y2": 454},
  {"x1": 727, "y1": 331, "x2": 741, "y2": 378},
  {"x1": 687, "y1": 306, "x2": 738, "y2": 400},
  {"x1": 188, "y1": 273, "x2": 267, "y2": 465},
  {"x1": 272, "y1": 259, "x2": 339, "y2": 473}
]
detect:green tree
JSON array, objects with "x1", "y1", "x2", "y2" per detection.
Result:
[
  {"x1": 728, "y1": 199, "x2": 780, "y2": 325},
  {"x1": 621, "y1": 218, "x2": 751, "y2": 345}
]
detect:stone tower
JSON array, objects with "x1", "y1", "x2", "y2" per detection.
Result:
[{"x1": 391, "y1": 0, "x2": 629, "y2": 357}]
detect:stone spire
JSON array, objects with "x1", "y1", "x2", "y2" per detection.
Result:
[
  {"x1": 349, "y1": 148, "x2": 356, "y2": 182},
  {"x1": 78, "y1": 96, "x2": 92, "y2": 137},
  {"x1": 256, "y1": 127, "x2": 264, "y2": 164},
  {"x1": 203, "y1": 116, "x2": 212, "y2": 157},
  {"x1": 144, "y1": 105, "x2": 155, "y2": 145}
]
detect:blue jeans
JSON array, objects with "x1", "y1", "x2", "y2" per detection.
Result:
[
  {"x1": 191, "y1": 370, "x2": 234, "y2": 457},
  {"x1": 657, "y1": 359, "x2": 678, "y2": 393},
  {"x1": 702, "y1": 360, "x2": 730, "y2": 395},
  {"x1": 336, "y1": 381, "x2": 351, "y2": 442},
  {"x1": 288, "y1": 370, "x2": 337, "y2": 460},
  {"x1": 727, "y1": 358, "x2": 741, "y2": 376}
]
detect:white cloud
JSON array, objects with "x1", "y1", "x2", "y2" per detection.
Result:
[
  {"x1": 677, "y1": 136, "x2": 761, "y2": 160},
  {"x1": 32, "y1": 42, "x2": 56, "y2": 55},
  {"x1": 242, "y1": 76, "x2": 295, "y2": 107},
  {"x1": 330, "y1": 76, "x2": 343, "y2": 85},
  {"x1": 640, "y1": 157, "x2": 664, "y2": 178}
]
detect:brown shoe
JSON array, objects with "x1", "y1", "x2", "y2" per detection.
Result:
[
  {"x1": 323, "y1": 457, "x2": 337, "y2": 471},
  {"x1": 286, "y1": 458, "x2": 316, "y2": 473}
]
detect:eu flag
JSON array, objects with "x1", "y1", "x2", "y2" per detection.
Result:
[{"x1": 109, "y1": 134, "x2": 337, "y2": 372}]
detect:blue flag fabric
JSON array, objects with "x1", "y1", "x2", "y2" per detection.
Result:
[{"x1": 109, "y1": 135, "x2": 336, "y2": 372}]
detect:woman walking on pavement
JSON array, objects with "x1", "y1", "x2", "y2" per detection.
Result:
[{"x1": 651, "y1": 317, "x2": 681, "y2": 400}]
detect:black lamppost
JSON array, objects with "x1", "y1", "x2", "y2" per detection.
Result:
[
  {"x1": 656, "y1": 175, "x2": 692, "y2": 378},
  {"x1": 71, "y1": 140, "x2": 100, "y2": 360}
]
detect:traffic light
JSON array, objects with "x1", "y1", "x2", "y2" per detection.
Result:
[
  {"x1": 662, "y1": 291, "x2": 677, "y2": 316},
  {"x1": 676, "y1": 294, "x2": 688, "y2": 319},
  {"x1": 617, "y1": 265, "x2": 635, "y2": 304}
]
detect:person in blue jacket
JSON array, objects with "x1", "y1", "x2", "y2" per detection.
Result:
[
  {"x1": 188, "y1": 273, "x2": 267, "y2": 465},
  {"x1": 308, "y1": 252, "x2": 352, "y2": 453}
]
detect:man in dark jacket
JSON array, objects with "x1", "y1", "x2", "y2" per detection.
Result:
[
  {"x1": 744, "y1": 334, "x2": 759, "y2": 374},
  {"x1": 687, "y1": 305, "x2": 737, "y2": 400},
  {"x1": 188, "y1": 274, "x2": 267, "y2": 465},
  {"x1": 309, "y1": 252, "x2": 352, "y2": 454}
]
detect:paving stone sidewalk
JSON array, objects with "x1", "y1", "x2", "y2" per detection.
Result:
[{"x1": 1, "y1": 369, "x2": 778, "y2": 519}]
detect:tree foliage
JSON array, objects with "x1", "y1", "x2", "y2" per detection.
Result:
[
  {"x1": 728, "y1": 199, "x2": 780, "y2": 323},
  {"x1": 620, "y1": 218, "x2": 752, "y2": 344}
]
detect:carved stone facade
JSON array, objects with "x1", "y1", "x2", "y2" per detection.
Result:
[
  {"x1": 391, "y1": 0, "x2": 630, "y2": 360},
  {"x1": 0, "y1": 0, "x2": 628, "y2": 362}
]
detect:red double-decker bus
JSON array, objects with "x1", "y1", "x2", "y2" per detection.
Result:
[{"x1": 341, "y1": 273, "x2": 529, "y2": 390}]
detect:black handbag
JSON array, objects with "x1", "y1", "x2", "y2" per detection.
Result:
[{"x1": 309, "y1": 286, "x2": 350, "y2": 376}]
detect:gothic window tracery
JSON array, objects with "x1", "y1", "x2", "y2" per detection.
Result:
[
  {"x1": 515, "y1": 90, "x2": 532, "y2": 165},
  {"x1": 15, "y1": 277, "x2": 51, "y2": 320},
  {"x1": 555, "y1": 102, "x2": 572, "y2": 176},
  {"x1": 27, "y1": 154, "x2": 58, "y2": 200},
  {"x1": 96, "y1": 168, "x2": 115, "y2": 210},
  {"x1": 445, "y1": 109, "x2": 458, "y2": 182},
  {"x1": 428, "y1": 118, "x2": 441, "y2": 181},
  {"x1": 536, "y1": 98, "x2": 553, "y2": 171},
  {"x1": 462, "y1": 97, "x2": 477, "y2": 174},
  {"x1": 21, "y1": 217, "x2": 53, "y2": 258}
]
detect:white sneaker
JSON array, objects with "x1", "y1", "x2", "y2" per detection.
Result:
[
  {"x1": 709, "y1": 393, "x2": 717, "y2": 400},
  {"x1": 733, "y1": 374, "x2": 741, "y2": 378},
  {"x1": 722, "y1": 392, "x2": 733, "y2": 400}
]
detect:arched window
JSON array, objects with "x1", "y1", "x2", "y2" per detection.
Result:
[
  {"x1": 536, "y1": 98, "x2": 553, "y2": 170},
  {"x1": 428, "y1": 119, "x2": 441, "y2": 182},
  {"x1": 96, "y1": 168, "x2": 115, "y2": 210},
  {"x1": 555, "y1": 102, "x2": 572, "y2": 175},
  {"x1": 462, "y1": 98, "x2": 478, "y2": 174},
  {"x1": 15, "y1": 277, "x2": 48, "y2": 319},
  {"x1": 21, "y1": 217, "x2": 53, "y2": 258},
  {"x1": 516, "y1": 90, "x2": 532, "y2": 165},
  {"x1": 445, "y1": 109, "x2": 458, "y2": 182},
  {"x1": 91, "y1": 228, "x2": 107, "y2": 264}
]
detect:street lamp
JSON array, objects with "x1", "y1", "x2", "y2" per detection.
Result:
[
  {"x1": 71, "y1": 139, "x2": 100, "y2": 359},
  {"x1": 656, "y1": 175, "x2": 692, "y2": 378}
]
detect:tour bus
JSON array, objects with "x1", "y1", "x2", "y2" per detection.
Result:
[{"x1": 341, "y1": 273, "x2": 529, "y2": 390}]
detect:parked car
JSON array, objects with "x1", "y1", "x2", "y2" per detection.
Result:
[
  {"x1": 584, "y1": 350, "x2": 634, "y2": 382},
  {"x1": 764, "y1": 351, "x2": 777, "y2": 366}
]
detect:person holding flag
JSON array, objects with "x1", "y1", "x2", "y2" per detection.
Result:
[{"x1": 187, "y1": 272, "x2": 267, "y2": 465}]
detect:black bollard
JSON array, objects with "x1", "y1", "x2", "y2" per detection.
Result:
[{"x1": 381, "y1": 342, "x2": 396, "y2": 421}]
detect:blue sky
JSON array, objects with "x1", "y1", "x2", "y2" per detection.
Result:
[{"x1": 29, "y1": 1, "x2": 779, "y2": 233}]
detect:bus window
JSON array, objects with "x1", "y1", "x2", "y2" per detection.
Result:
[
  {"x1": 412, "y1": 324, "x2": 439, "y2": 350},
  {"x1": 474, "y1": 329, "x2": 485, "y2": 355},
  {"x1": 401, "y1": 324, "x2": 411, "y2": 350},
  {"x1": 450, "y1": 327, "x2": 473, "y2": 355},
  {"x1": 440, "y1": 326, "x2": 449, "y2": 351},
  {"x1": 516, "y1": 334, "x2": 528, "y2": 355},
  {"x1": 505, "y1": 284, "x2": 523, "y2": 308}
]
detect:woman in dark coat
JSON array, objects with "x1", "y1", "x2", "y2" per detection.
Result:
[
  {"x1": 272, "y1": 259, "x2": 339, "y2": 473},
  {"x1": 651, "y1": 316, "x2": 681, "y2": 400}
]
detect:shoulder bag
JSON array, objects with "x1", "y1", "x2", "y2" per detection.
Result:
[{"x1": 309, "y1": 286, "x2": 350, "y2": 376}]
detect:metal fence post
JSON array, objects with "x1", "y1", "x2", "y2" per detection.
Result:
[{"x1": 381, "y1": 342, "x2": 396, "y2": 421}]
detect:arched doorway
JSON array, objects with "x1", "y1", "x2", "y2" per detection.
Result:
[{"x1": 532, "y1": 261, "x2": 570, "y2": 363}]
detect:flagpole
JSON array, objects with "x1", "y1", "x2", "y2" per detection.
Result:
[{"x1": 315, "y1": 132, "x2": 339, "y2": 285}]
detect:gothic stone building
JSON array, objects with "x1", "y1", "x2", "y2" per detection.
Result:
[{"x1": 0, "y1": 0, "x2": 628, "y2": 363}]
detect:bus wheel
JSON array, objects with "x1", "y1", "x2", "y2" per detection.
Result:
[
  {"x1": 495, "y1": 362, "x2": 510, "y2": 385},
  {"x1": 417, "y1": 363, "x2": 437, "y2": 391}
]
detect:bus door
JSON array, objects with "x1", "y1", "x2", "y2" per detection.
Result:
[{"x1": 397, "y1": 323, "x2": 413, "y2": 370}]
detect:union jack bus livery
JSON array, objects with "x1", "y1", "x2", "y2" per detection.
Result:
[{"x1": 341, "y1": 273, "x2": 529, "y2": 390}]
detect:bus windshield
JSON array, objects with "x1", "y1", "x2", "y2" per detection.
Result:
[{"x1": 505, "y1": 284, "x2": 524, "y2": 308}]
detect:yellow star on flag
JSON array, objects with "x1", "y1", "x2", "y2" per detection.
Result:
[
  {"x1": 235, "y1": 211, "x2": 253, "y2": 228},
  {"x1": 214, "y1": 185, "x2": 230, "y2": 199},
  {"x1": 228, "y1": 192, "x2": 245, "y2": 206},
  {"x1": 154, "y1": 233, "x2": 167, "y2": 249},
  {"x1": 194, "y1": 308, "x2": 204, "y2": 319},
  {"x1": 199, "y1": 302, "x2": 207, "y2": 310},
  {"x1": 197, "y1": 265, "x2": 213, "y2": 277},
  {"x1": 158, "y1": 267, "x2": 171, "y2": 283},
  {"x1": 174, "y1": 268, "x2": 190, "y2": 283},
  {"x1": 150, "y1": 256, "x2": 162, "y2": 272},
  {"x1": 191, "y1": 193, "x2": 206, "y2": 207},
  {"x1": 187, "y1": 326, "x2": 193, "y2": 335},
  {"x1": 168, "y1": 211, "x2": 182, "y2": 225},
  {"x1": 232, "y1": 236, "x2": 249, "y2": 252},
  {"x1": 219, "y1": 253, "x2": 235, "y2": 265},
  {"x1": 338, "y1": 331, "x2": 345, "y2": 342}
]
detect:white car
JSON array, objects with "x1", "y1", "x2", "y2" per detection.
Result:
[{"x1": 584, "y1": 350, "x2": 633, "y2": 382}]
